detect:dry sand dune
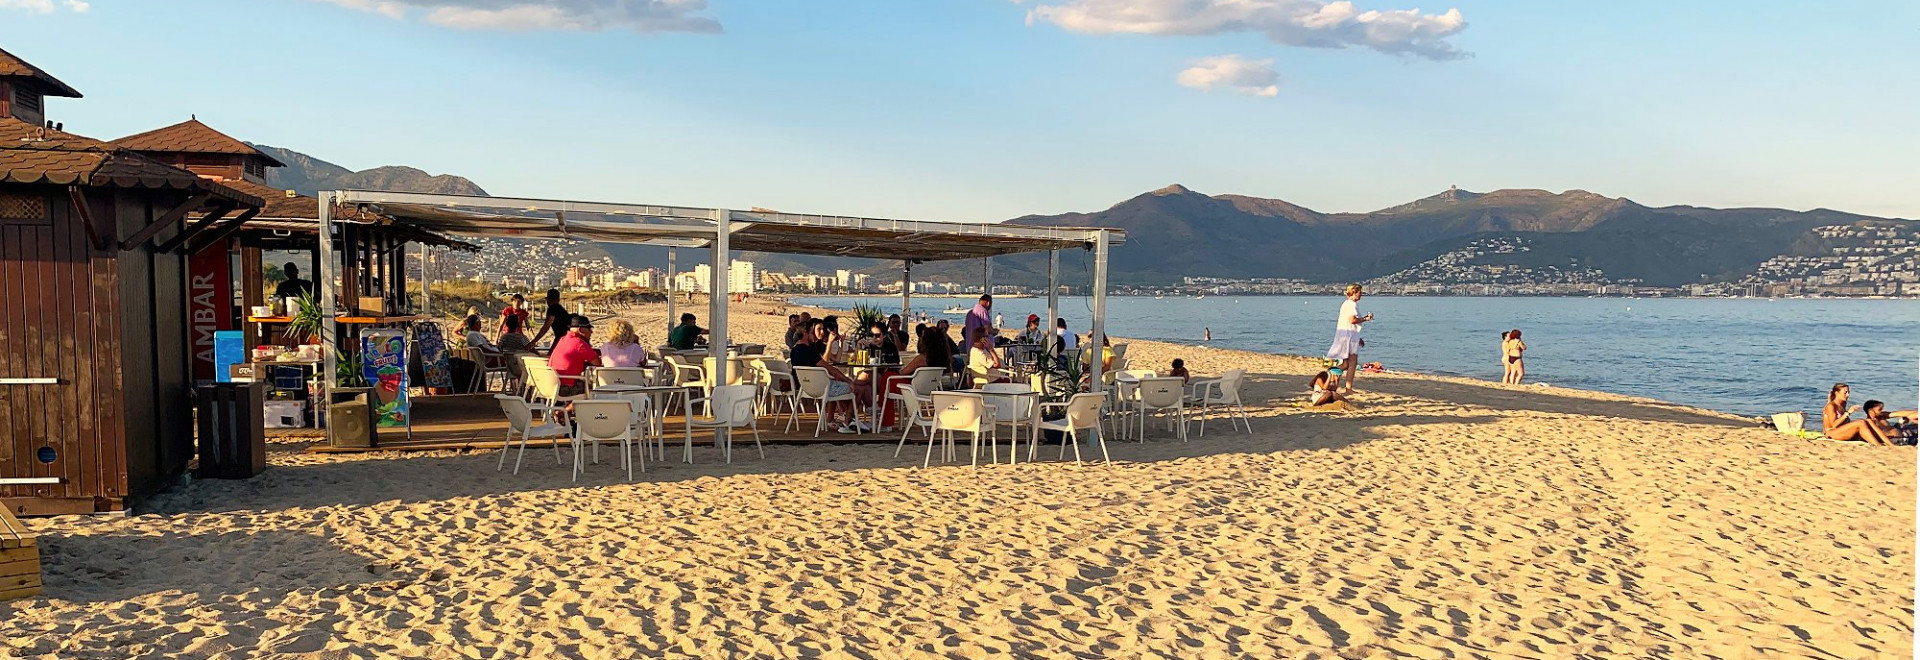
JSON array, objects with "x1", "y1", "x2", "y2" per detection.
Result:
[{"x1": 1, "y1": 299, "x2": 1911, "y2": 659}]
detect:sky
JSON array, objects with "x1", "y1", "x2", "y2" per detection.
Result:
[{"x1": 2, "y1": 0, "x2": 1916, "y2": 221}]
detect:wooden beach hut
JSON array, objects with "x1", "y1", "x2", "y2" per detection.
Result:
[{"x1": 0, "y1": 51, "x2": 263, "y2": 515}]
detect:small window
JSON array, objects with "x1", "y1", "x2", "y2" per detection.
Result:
[
  {"x1": 245, "y1": 159, "x2": 265, "y2": 178},
  {"x1": 14, "y1": 90, "x2": 41, "y2": 114},
  {"x1": 0, "y1": 192, "x2": 50, "y2": 225}
]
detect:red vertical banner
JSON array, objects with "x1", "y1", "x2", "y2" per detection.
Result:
[{"x1": 187, "y1": 238, "x2": 233, "y2": 382}]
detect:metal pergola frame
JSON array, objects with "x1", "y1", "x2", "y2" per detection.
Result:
[{"x1": 315, "y1": 189, "x2": 1126, "y2": 400}]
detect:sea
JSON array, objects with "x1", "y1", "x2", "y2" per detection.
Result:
[{"x1": 797, "y1": 295, "x2": 1920, "y2": 419}]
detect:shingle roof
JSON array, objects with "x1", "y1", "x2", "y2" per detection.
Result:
[
  {"x1": 0, "y1": 47, "x2": 82, "y2": 98},
  {"x1": 223, "y1": 178, "x2": 376, "y2": 222},
  {"x1": 0, "y1": 118, "x2": 261, "y2": 207},
  {"x1": 113, "y1": 118, "x2": 286, "y2": 167}
]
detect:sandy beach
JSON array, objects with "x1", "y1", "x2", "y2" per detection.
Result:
[{"x1": 1, "y1": 298, "x2": 1911, "y2": 659}]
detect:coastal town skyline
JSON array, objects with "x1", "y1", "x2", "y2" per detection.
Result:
[{"x1": 1, "y1": 0, "x2": 1914, "y2": 223}]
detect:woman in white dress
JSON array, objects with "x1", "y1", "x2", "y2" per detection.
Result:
[{"x1": 1326, "y1": 284, "x2": 1374, "y2": 394}]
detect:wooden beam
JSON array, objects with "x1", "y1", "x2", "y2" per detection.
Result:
[
  {"x1": 182, "y1": 207, "x2": 259, "y2": 256},
  {"x1": 120, "y1": 191, "x2": 210, "y2": 252},
  {"x1": 157, "y1": 200, "x2": 236, "y2": 254},
  {"x1": 67, "y1": 186, "x2": 111, "y2": 251}
]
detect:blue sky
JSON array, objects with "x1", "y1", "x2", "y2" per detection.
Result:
[{"x1": 4, "y1": 0, "x2": 1916, "y2": 220}]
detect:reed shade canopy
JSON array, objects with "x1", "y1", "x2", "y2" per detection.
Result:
[{"x1": 316, "y1": 190, "x2": 1127, "y2": 392}]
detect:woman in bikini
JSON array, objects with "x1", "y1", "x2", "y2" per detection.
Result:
[
  {"x1": 1501, "y1": 329, "x2": 1526, "y2": 384},
  {"x1": 1824, "y1": 383, "x2": 1894, "y2": 445}
]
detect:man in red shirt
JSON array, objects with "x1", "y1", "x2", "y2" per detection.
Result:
[{"x1": 547, "y1": 315, "x2": 597, "y2": 396}]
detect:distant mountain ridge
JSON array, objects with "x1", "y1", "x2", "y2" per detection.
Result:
[
  {"x1": 990, "y1": 184, "x2": 1904, "y2": 287},
  {"x1": 245, "y1": 144, "x2": 1909, "y2": 288},
  {"x1": 251, "y1": 144, "x2": 488, "y2": 197}
]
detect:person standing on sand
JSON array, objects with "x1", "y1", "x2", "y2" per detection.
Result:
[
  {"x1": 1501, "y1": 329, "x2": 1527, "y2": 384},
  {"x1": 1325, "y1": 284, "x2": 1373, "y2": 394}
]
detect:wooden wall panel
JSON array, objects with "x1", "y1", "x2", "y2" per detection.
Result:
[
  {"x1": 85, "y1": 189, "x2": 126, "y2": 506},
  {"x1": 116, "y1": 191, "x2": 159, "y2": 503}
]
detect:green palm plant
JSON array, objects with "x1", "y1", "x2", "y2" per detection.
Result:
[
  {"x1": 851, "y1": 303, "x2": 886, "y2": 339},
  {"x1": 284, "y1": 289, "x2": 323, "y2": 345}
]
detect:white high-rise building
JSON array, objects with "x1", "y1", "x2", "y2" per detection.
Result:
[
  {"x1": 730, "y1": 261, "x2": 758, "y2": 293},
  {"x1": 676, "y1": 271, "x2": 706, "y2": 293},
  {"x1": 835, "y1": 269, "x2": 852, "y2": 291}
]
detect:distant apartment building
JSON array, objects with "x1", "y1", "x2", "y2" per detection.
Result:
[{"x1": 730, "y1": 261, "x2": 758, "y2": 293}]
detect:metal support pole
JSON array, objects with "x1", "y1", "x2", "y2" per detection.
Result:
[
  {"x1": 1089, "y1": 232, "x2": 1109, "y2": 393},
  {"x1": 666, "y1": 247, "x2": 678, "y2": 337},
  {"x1": 318, "y1": 192, "x2": 337, "y2": 391},
  {"x1": 709, "y1": 209, "x2": 730, "y2": 390},
  {"x1": 1046, "y1": 250, "x2": 1059, "y2": 356},
  {"x1": 709, "y1": 209, "x2": 732, "y2": 461},
  {"x1": 420, "y1": 243, "x2": 432, "y2": 316},
  {"x1": 983, "y1": 257, "x2": 993, "y2": 296},
  {"x1": 901, "y1": 261, "x2": 912, "y2": 319}
]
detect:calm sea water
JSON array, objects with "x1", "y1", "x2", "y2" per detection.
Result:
[{"x1": 799, "y1": 295, "x2": 1919, "y2": 418}]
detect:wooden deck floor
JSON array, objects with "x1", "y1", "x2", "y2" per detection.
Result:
[{"x1": 302, "y1": 393, "x2": 908, "y2": 454}]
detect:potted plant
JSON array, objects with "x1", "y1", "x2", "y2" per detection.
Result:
[
  {"x1": 283, "y1": 289, "x2": 323, "y2": 346},
  {"x1": 851, "y1": 303, "x2": 886, "y2": 340},
  {"x1": 1030, "y1": 350, "x2": 1086, "y2": 445}
]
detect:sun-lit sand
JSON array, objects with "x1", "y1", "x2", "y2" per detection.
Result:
[{"x1": 1, "y1": 298, "x2": 1911, "y2": 659}]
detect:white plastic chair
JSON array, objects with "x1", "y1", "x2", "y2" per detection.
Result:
[
  {"x1": 1035, "y1": 392, "x2": 1109, "y2": 465},
  {"x1": 1109, "y1": 369, "x2": 1158, "y2": 440},
  {"x1": 1191, "y1": 369, "x2": 1251, "y2": 436},
  {"x1": 527, "y1": 364, "x2": 585, "y2": 413},
  {"x1": 753, "y1": 359, "x2": 801, "y2": 431},
  {"x1": 930, "y1": 391, "x2": 997, "y2": 468},
  {"x1": 663, "y1": 354, "x2": 709, "y2": 415},
  {"x1": 570, "y1": 399, "x2": 640, "y2": 482},
  {"x1": 881, "y1": 367, "x2": 944, "y2": 433},
  {"x1": 1136, "y1": 377, "x2": 1190, "y2": 442},
  {"x1": 894, "y1": 384, "x2": 937, "y2": 459},
  {"x1": 793, "y1": 366, "x2": 859, "y2": 437},
  {"x1": 597, "y1": 389, "x2": 662, "y2": 463},
  {"x1": 982, "y1": 383, "x2": 1036, "y2": 463},
  {"x1": 495, "y1": 395, "x2": 569, "y2": 474},
  {"x1": 593, "y1": 367, "x2": 650, "y2": 387},
  {"x1": 683, "y1": 384, "x2": 763, "y2": 464}
]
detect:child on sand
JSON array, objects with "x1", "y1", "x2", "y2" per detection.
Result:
[
  {"x1": 1309, "y1": 371, "x2": 1353, "y2": 408},
  {"x1": 1168, "y1": 359, "x2": 1190, "y2": 384}
]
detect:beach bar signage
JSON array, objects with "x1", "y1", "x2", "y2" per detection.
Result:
[{"x1": 187, "y1": 239, "x2": 233, "y2": 383}]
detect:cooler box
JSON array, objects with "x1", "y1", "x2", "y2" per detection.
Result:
[{"x1": 262, "y1": 400, "x2": 308, "y2": 429}]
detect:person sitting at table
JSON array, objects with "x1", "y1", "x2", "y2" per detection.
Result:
[
  {"x1": 496, "y1": 313, "x2": 532, "y2": 353},
  {"x1": 1016, "y1": 314, "x2": 1045, "y2": 345},
  {"x1": 860, "y1": 319, "x2": 903, "y2": 364},
  {"x1": 598, "y1": 319, "x2": 649, "y2": 368},
  {"x1": 461, "y1": 314, "x2": 497, "y2": 352},
  {"x1": 1052, "y1": 317, "x2": 1079, "y2": 357},
  {"x1": 667, "y1": 313, "x2": 708, "y2": 350},
  {"x1": 547, "y1": 316, "x2": 598, "y2": 397},
  {"x1": 783, "y1": 314, "x2": 804, "y2": 350},
  {"x1": 968, "y1": 328, "x2": 1011, "y2": 385},
  {"x1": 934, "y1": 319, "x2": 965, "y2": 372},
  {"x1": 887, "y1": 314, "x2": 911, "y2": 351},
  {"x1": 791, "y1": 319, "x2": 871, "y2": 434},
  {"x1": 1167, "y1": 358, "x2": 1190, "y2": 384}
]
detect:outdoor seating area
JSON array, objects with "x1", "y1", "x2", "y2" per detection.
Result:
[{"x1": 309, "y1": 343, "x2": 1254, "y2": 479}]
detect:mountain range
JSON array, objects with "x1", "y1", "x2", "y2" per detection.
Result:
[{"x1": 256, "y1": 145, "x2": 1910, "y2": 288}]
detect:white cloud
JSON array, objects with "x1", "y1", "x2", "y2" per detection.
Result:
[
  {"x1": 310, "y1": 0, "x2": 721, "y2": 33},
  {"x1": 63, "y1": 0, "x2": 87, "y2": 11},
  {"x1": 1176, "y1": 55, "x2": 1280, "y2": 97},
  {"x1": 0, "y1": 0, "x2": 56, "y2": 13},
  {"x1": 1025, "y1": 0, "x2": 1468, "y2": 60}
]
